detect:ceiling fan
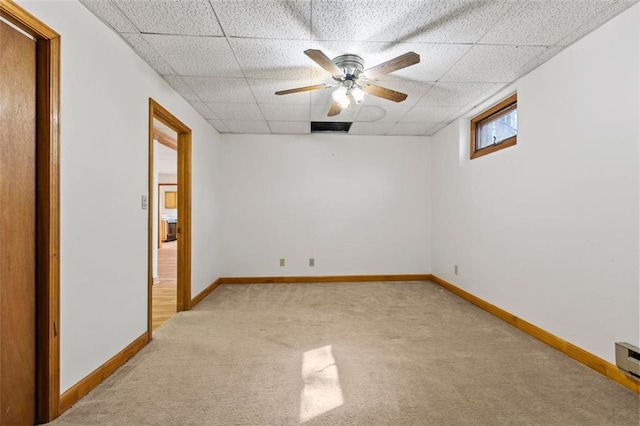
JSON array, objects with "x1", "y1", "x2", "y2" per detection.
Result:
[{"x1": 275, "y1": 49, "x2": 421, "y2": 117}]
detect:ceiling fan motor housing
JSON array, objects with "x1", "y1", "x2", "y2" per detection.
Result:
[{"x1": 332, "y1": 54, "x2": 364, "y2": 81}]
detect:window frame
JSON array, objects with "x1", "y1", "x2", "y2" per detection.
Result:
[{"x1": 470, "y1": 93, "x2": 518, "y2": 159}]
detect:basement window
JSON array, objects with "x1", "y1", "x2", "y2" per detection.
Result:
[{"x1": 470, "y1": 93, "x2": 517, "y2": 159}]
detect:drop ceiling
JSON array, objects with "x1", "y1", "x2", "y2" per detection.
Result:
[{"x1": 80, "y1": 0, "x2": 638, "y2": 136}]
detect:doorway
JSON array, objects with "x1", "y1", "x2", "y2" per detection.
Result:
[
  {"x1": 0, "y1": 2, "x2": 60, "y2": 423},
  {"x1": 148, "y1": 99, "x2": 192, "y2": 338},
  {"x1": 152, "y1": 120, "x2": 178, "y2": 330}
]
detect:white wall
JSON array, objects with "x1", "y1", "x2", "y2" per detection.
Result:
[
  {"x1": 159, "y1": 173, "x2": 177, "y2": 183},
  {"x1": 17, "y1": 0, "x2": 223, "y2": 392},
  {"x1": 221, "y1": 134, "x2": 432, "y2": 277},
  {"x1": 431, "y1": 4, "x2": 639, "y2": 364}
]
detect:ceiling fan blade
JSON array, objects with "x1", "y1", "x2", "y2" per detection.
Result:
[
  {"x1": 327, "y1": 102, "x2": 342, "y2": 117},
  {"x1": 275, "y1": 83, "x2": 332, "y2": 95},
  {"x1": 304, "y1": 49, "x2": 343, "y2": 76},
  {"x1": 364, "y1": 84, "x2": 408, "y2": 103},
  {"x1": 362, "y1": 52, "x2": 420, "y2": 79}
]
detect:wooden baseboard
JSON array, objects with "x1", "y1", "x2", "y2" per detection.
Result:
[
  {"x1": 190, "y1": 278, "x2": 222, "y2": 307},
  {"x1": 430, "y1": 275, "x2": 640, "y2": 394},
  {"x1": 59, "y1": 333, "x2": 149, "y2": 413},
  {"x1": 219, "y1": 274, "x2": 431, "y2": 284}
]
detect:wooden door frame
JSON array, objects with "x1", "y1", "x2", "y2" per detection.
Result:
[
  {"x1": 148, "y1": 99, "x2": 192, "y2": 339},
  {"x1": 0, "y1": 0, "x2": 61, "y2": 422}
]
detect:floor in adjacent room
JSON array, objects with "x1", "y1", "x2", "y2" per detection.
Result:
[
  {"x1": 152, "y1": 240, "x2": 177, "y2": 331},
  {"x1": 51, "y1": 281, "x2": 639, "y2": 425}
]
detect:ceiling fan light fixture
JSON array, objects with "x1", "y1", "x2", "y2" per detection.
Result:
[
  {"x1": 332, "y1": 86, "x2": 351, "y2": 108},
  {"x1": 351, "y1": 85, "x2": 367, "y2": 104}
]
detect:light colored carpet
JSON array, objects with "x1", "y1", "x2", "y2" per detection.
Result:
[{"x1": 50, "y1": 281, "x2": 639, "y2": 425}]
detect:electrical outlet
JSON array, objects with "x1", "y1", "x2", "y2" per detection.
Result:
[
  {"x1": 141, "y1": 195, "x2": 148, "y2": 210},
  {"x1": 280, "y1": 258, "x2": 285, "y2": 267},
  {"x1": 454, "y1": 265, "x2": 458, "y2": 275},
  {"x1": 309, "y1": 258, "x2": 315, "y2": 267}
]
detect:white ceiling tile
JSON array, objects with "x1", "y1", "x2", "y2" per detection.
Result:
[
  {"x1": 163, "y1": 75, "x2": 200, "y2": 101},
  {"x1": 348, "y1": 122, "x2": 396, "y2": 135},
  {"x1": 182, "y1": 77, "x2": 255, "y2": 103},
  {"x1": 441, "y1": 45, "x2": 548, "y2": 82},
  {"x1": 311, "y1": 1, "x2": 512, "y2": 44},
  {"x1": 120, "y1": 33, "x2": 175, "y2": 75},
  {"x1": 248, "y1": 79, "x2": 313, "y2": 105},
  {"x1": 223, "y1": 120, "x2": 271, "y2": 134},
  {"x1": 452, "y1": 83, "x2": 510, "y2": 113},
  {"x1": 480, "y1": 1, "x2": 616, "y2": 46},
  {"x1": 80, "y1": 0, "x2": 137, "y2": 32},
  {"x1": 259, "y1": 104, "x2": 310, "y2": 122},
  {"x1": 112, "y1": 0, "x2": 223, "y2": 36},
  {"x1": 144, "y1": 35, "x2": 240, "y2": 77},
  {"x1": 353, "y1": 105, "x2": 387, "y2": 122},
  {"x1": 190, "y1": 102, "x2": 217, "y2": 119},
  {"x1": 418, "y1": 82, "x2": 501, "y2": 107},
  {"x1": 269, "y1": 121, "x2": 311, "y2": 134},
  {"x1": 555, "y1": 0, "x2": 636, "y2": 47},
  {"x1": 355, "y1": 105, "x2": 411, "y2": 123},
  {"x1": 229, "y1": 39, "x2": 312, "y2": 80},
  {"x1": 211, "y1": 0, "x2": 311, "y2": 39},
  {"x1": 386, "y1": 1, "x2": 514, "y2": 44},
  {"x1": 207, "y1": 119, "x2": 230, "y2": 133},
  {"x1": 311, "y1": 1, "x2": 416, "y2": 42},
  {"x1": 205, "y1": 103, "x2": 265, "y2": 121},
  {"x1": 387, "y1": 122, "x2": 434, "y2": 136},
  {"x1": 310, "y1": 104, "x2": 360, "y2": 122},
  {"x1": 401, "y1": 106, "x2": 460, "y2": 123}
]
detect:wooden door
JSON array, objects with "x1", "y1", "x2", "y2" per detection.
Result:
[{"x1": 0, "y1": 19, "x2": 37, "y2": 425}]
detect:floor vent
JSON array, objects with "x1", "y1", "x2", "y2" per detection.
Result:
[
  {"x1": 615, "y1": 342, "x2": 640, "y2": 379},
  {"x1": 311, "y1": 121, "x2": 352, "y2": 133}
]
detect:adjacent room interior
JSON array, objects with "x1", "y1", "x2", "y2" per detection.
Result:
[
  {"x1": 152, "y1": 118, "x2": 178, "y2": 331},
  {"x1": 1, "y1": 0, "x2": 639, "y2": 424}
]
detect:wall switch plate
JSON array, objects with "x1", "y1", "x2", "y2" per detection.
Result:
[
  {"x1": 279, "y1": 258, "x2": 285, "y2": 267},
  {"x1": 454, "y1": 265, "x2": 458, "y2": 275},
  {"x1": 309, "y1": 258, "x2": 315, "y2": 267},
  {"x1": 141, "y1": 195, "x2": 148, "y2": 210}
]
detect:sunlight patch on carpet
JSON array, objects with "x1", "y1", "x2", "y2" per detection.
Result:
[{"x1": 299, "y1": 345, "x2": 344, "y2": 423}]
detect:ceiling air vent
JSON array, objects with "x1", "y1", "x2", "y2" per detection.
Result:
[{"x1": 311, "y1": 121, "x2": 352, "y2": 133}]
